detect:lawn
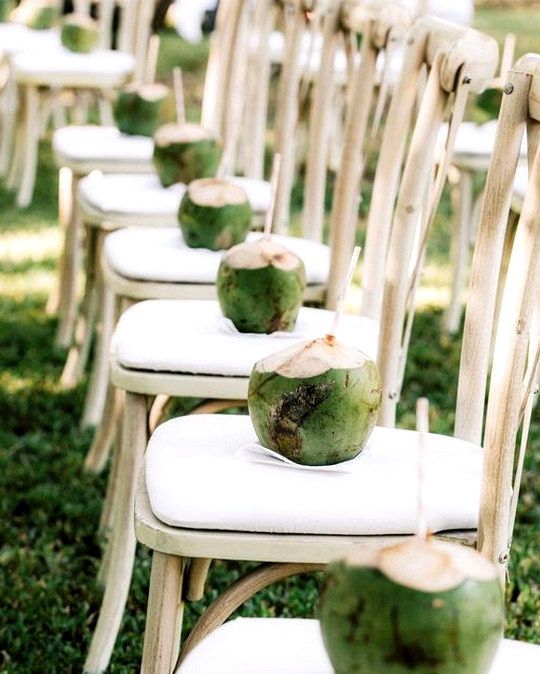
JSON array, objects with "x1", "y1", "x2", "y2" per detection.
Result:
[{"x1": 1, "y1": 7, "x2": 540, "y2": 674}]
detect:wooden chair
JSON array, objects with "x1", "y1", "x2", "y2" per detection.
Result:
[
  {"x1": 80, "y1": 13, "x2": 498, "y2": 674},
  {"x1": 46, "y1": 32, "x2": 160, "y2": 350},
  {"x1": 49, "y1": 0, "x2": 248, "y2": 350},
  {"x1": 6, "y1": 0, "x2": 150, "y2": 208},
  {"x1": 132, "y1": 51, "x2": 540, "y2": 674},
  {"x1": 0, "y1": 9, "x2": 61, "y2": 179}
]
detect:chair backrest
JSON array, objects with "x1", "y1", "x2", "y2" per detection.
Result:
[
  {"x1": 300, "y1": 0, "x2": 411, "y2": 245},
  {"x1": 453, "y1": 54, "x2": 540, "y2": 572},
  {"x1": 366, "y1": 17, "x2": 498, "y2": 427},
  {"x1": 201, "y1": 0, "x2": 412, "y2": 249},
  {"x1": 322, "y1": 0, "x2": 412, "y2": 305}
]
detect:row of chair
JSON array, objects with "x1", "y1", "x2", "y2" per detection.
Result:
[
  {"x1": 36, "y1": 2, "x2": 538, "y2": 674},
  {"x1": 3, "y1": 1, "x2": 540, "y2": 672}
]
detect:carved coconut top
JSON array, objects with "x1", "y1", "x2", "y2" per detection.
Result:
[
  {"x1": 187, "y1": 178, "x2": 248, "y2": 207},
  {"x1": 254, "y1": 336, "x2": 371, "y2": 378},
  {"x1": 122, "y1": 82, "x2": 170, "y2": 101},
  {"x1": 222, "y1": 237, "x2": 303, "y2": 272},
  {"x1": 154, "y1": 122, "x2": 215, "y2": 145},
  {"x1": 344, "y1": 538, "x2": 498, "y2": 591}
]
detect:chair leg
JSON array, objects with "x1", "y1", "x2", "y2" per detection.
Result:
[
  {"x1": 141, "y1": 552, "x2": 186, "y2": 674},
  {"x1": 60, "y1": 226, "x2": 100, "y2": 389},
  {"x1": 15, "y1": 84, "x2": 41, "y2": 208},
  {"x1": 96, "y1": 391, "x2": 126, "y2": 542},
  {"x1": 83, "y1": 391, "x2": 148, "y2": 674},
  {"x1": 81, "y1": 281, "x2": 117, "y2": 428},
  {"x1": 52, "y1": 171, "x2": 84, "y2": 350},
  {"x1": 84, "y1": 384, "x2": 123, "y2": 475},
  {"x1": 0, "y1": 75, "x2": 18, "y2": 178}
]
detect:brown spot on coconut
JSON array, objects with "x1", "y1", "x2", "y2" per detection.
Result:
[
  {"x1": 319, "y1": 538, "x2": 504, "y2": 674},
  {"x1": 113, "y1": 83, "x2": 174, "y2": 137},
  {"x1": 178, "y1": 178, "x2": 252, "y2": 250},
  {"x1": 60, "y1": 13, "x2": 99, "y2": 53},
  {"x1": 152, "y1": 121, "x2": 221, "y2": 187},
  {"x1": 217, "y1": 237, "x2": 306, "y2": 334},
  {"x1": 247, "y1": 335, "x2": 382, "y2": 465}
]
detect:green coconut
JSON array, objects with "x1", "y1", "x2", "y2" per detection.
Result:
[
  {"x1": 60, "y1": 13, "x2": 99, "y2": 53},
  {"x1": 178, "y1": 178, "x2": 252, "y2": 250},
  {"x1": 113, "y1": 83, "x2": 173, "y2": 137},
  {"x1": 10, "y1": 0, "x2": 59, "y2": 29},
  {"x1": 248, "y1": 334, "x2": 382, "y2": 465},
  {"x1": 319, "y1": 538, "x2": 504, "y2": 674},
  {"x1": 152, "y1": 122, "x2": 221, "y2": 187},
  {"x1": 217, "y1": 237, "x2": 306, "y2": 334}
]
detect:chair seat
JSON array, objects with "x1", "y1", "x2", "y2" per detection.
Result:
[
  {"x1": 78, "y1": 173, "x2": 186, "y2": 224},
  {"x1": 0, "y1": 24, "x2": 59, "y2": 58},
  {"x1": 11, "y1": 48, "x2": 135, "y2": 87},
  {"x1": 177, "y1": 617, "x2": 540, "y2": 674},
  {"x1": 78, "y1": 173, "x2": 271, "y2": 223},
  {"x1": 145, "y1": 414, "x2": 482, "y2": 535},
  {"x1": 113, "y1": 299, "x2": 378, "y2": 377},
  {"x1": 52, "y1": 125, "x2": 154, "y2": 174},
  {"x1": 103, "y1": 229, "x2": 330, "y2": 285}
]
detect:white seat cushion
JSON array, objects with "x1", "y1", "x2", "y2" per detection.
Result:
[
  {"x1": 114, "y1": 299, "x2": 378, "y2": 376},
  {"x1": 78, "y1": 172, "x2": 270, "y2": 217},
  {"x1": 178, "y1": 619, "x2": 333, "y2": 674},
  {"x1": 52, "y1": 125, "x2": 154, "y2": 170},
  {"x1": 11, "y1": 47, "x2": 135, "y2": 86},
  {"x1": 171, "y1": 0, "x2": 219, "y2": 44},
  {"x1": 177, "y1": 618, "x2": 540, "y2": 674},
  {"x1": 78, "y1": 173, "x2": 187, "y2": 216},
  {"x1": 145, "y1": 414, "x2": 482, "y2": 535},
  {"x1": 104, "y1": 229, "x2": 330, "y2": 285},
  {"x1": 0, "y1": 24, "x2": 59, "y2": 58}
]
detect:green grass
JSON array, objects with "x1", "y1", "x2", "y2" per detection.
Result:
[{"x1": 2, "y1": 13, "x2": 540, "y2": 674}]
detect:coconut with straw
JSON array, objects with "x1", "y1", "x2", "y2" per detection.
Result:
[
  {"x1": 152, "y1": 68, "x2": 221, "y2": 186},
  {"x1": 216, "y1": 154, "x2": 306, "y2": 332},
  {"x1": 318, "y1": 399, "x2": 504, "y2": 673},
  {"x1": 247, "y1": 246, "x2": 382, "y2": 466}
]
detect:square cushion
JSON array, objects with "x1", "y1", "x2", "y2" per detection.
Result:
[
  {"x1": 114, "y1": 299, "x2": 378, "y2": 376},
  {"x1": 178, "y1": 618, "x2": 333, "y2": 674},
  {"x1": 78, "y1": 172, "x2": 186, "y2": 216},
  {"x1": 52, "y1": 125, "x2": 154, "y2": 172},
  {"x1": 78, "y1": 172, "x2": 270, "y2": 217},
  {"x1": 11, "y1": 47, "x2": 135, "y2": 86},
  {"x1": 145, "y1": 414, "x2": 482, "y2": 535},
  {"x1": 0, "y1": 24, "x2": 59, "y2": 58},
  {"x1": 177, "y1": 618, "x2": 540, "y2": 674},
  {"x1": 104, "y1": 229, "x2": 330, "y2": 285}
]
